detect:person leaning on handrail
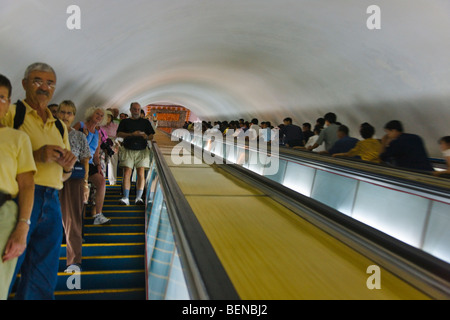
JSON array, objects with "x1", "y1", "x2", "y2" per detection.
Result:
[
  {"x1": 307, "y1": 112, "x2": 339, "y2": 152},
  {"x1": 280, "y1": 117, "x2": 304, "y2": 148},
  {"x1": 379, "y1": 120, "x2": 434, "y2": 172},
  {"x1": 333, "y1": 122, "x2": 382, "y2": 163}
]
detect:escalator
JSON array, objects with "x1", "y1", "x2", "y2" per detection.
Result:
[
  {"x1": 144, "y1": 131, "x2": 450, "y2": 300},
  {"x1": 56, "y1": 179, "x2": 146, "y2": 300},
  {"x1": 172, "y1": 129, "x2": 450, "y2": 265}
]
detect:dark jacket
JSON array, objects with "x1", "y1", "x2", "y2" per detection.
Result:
[{"x1": 380, "y1": 133, "x2": 433, "y2": 171}]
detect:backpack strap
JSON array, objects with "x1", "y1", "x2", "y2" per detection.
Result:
[
  {"x1": 55, "y1": 119, "x2": 64, "y2": 138},
  {"x1": 13, "y1": 100, "x2": 26, "y2": 130},
  {"x1": 13, "y1": 100, "x2": 64, "y2": 138}
]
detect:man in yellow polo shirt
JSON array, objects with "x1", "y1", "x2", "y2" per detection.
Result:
[
  {"x1": 2, "y1": 62, "x2": 77, "y2": 300},
  {"x1": 0, "y1": 74, "x2": 36, "y2": 300}
]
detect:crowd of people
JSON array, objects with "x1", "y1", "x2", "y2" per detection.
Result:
[
  {"x1": 184, "y1": 112, "x2": 450, "y2": 174},
  {"x1": 1, "y1": 62, "x2": 449, "y2": 300},
  {"x1": 0, "y1": 63, "x2": 155, "y2": 300}
]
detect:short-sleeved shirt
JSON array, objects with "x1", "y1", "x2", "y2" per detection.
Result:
[
  {"x1": 117, "y1": 118, "x2": 155, "y2": 150},
  {"x1": 101, "y1": 121, "x2": 119, "y2": 139},
  {"x1": 346, "y1": 138, "x2": 382, "y2": 163},
  {"x1": 1, "y1": 100, "x2": 71, "y2": 190},
  {"x1": 305, "y1": 135, "x2": 326, "y2": 152},
  {"x1": 0, "y1": 127, "x2": 37, "y2": 197},
  {"x1": 328, "y1": 136, "x2": 359, "y2": 155},
  {"x1": 316, "y1": 123, "x2": 339, "y2": 151},
  {"x1": 68, "y1": 129, "x2": 91, "y2": 162},
  {"x1": 380, "y1": 133, "x2": 433, "y2": 171}
]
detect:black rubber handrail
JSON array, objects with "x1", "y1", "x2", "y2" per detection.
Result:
[{"x1": 150, "y1": 141, "x2": 240, "y2": 300}]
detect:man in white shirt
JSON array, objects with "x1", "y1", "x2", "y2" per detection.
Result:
[
  {"x1": 259, "y1": 121, "x2": 272, "y2": 142},
  {"x1": 245, "y1": 118, "x2": 260, "y2": 141}
]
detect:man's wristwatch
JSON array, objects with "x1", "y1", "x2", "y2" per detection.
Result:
[
  {"x1": 63, "y1": 168, "x2": 73, "y2": 173},
  {"x1": 18, "y1": 218, "x2": 31, "y2": 226}
]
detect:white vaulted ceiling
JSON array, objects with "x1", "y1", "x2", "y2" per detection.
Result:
[{"x1": 1, "y1": 0, "x2": 450, "y2": 156}]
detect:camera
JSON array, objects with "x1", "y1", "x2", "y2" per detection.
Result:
[{"x1": 101, "y1": 139, "x2": 115, "y2": 157}]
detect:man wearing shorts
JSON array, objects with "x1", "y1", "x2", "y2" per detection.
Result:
[{"x1": 117, "y1": 102, "x2": 154, "y2": 205}]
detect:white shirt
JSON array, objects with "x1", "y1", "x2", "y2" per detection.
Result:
[
  {"x1": 305, "y1": 135, "x2": 326, "y2": 152},
  {"x1": 271, "y1": 128, "x2": 280, "y2": 142},
  {"x1": 259, "y1": 127, "x2": 271, "y2": 142},
  {"x1": 205, "y1": 126, "x2": 220, "y2": 135},
  {"x1": 245, "y1": 124, "x2": 260, "y2": 141},
  {"x1": 232, "y1": 128, "x2": 245, "y2": 138},
  {"x1": 443, "y1": 149, "x2": 450, "y2": 157}
]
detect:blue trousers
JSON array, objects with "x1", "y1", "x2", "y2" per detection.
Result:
[{"x1": 9, "y1": 185, "x2": 63, "y2": 300}]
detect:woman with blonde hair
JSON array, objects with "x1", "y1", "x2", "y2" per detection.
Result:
[{"x1": 73, "y1": 107, "x2": 110, "y2": 225}]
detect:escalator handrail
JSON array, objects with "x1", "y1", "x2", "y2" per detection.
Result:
[
  {"x1": 178, "y1": 132, "x2": 450, "y2": 194},
  {"x1": 180, "y1": 131, "x2": 450, "y2": 201},
  {"x1": 150, "y1": 141, "x2": 240, "y2": 300},
  {"x1": 278, "y1": 146, "x2": 450, "y2": 199}
]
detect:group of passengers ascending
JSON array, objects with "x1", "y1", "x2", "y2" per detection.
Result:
[
  {"x1": 0, "y1": 63, "x2": 155, "y2": 300},
  {"x1": 1, "y1": 62, "x2": 450, "y2": 301},
  {"x1": 184, "y1": 112, "x2": 450, "y2": 175}
]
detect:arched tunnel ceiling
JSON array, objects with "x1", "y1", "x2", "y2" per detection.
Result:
[{"x1": 1, "y1": 0, "x2": 450, "y2": 156}]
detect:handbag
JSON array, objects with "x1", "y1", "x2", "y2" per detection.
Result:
[{"x1": 71, "y1": 162, "x2": 86, "y2": 180}]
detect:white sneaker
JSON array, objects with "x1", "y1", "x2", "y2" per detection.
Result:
[
  {"x1": 119, "y1": 197, "x2": 129, "y2": 206},
  {"x1": 135, "y1": 198, "x2": 144, "y2": 205},
  {"x1": 93, "y1": 213, "x2": 111, "y2": 225}
]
